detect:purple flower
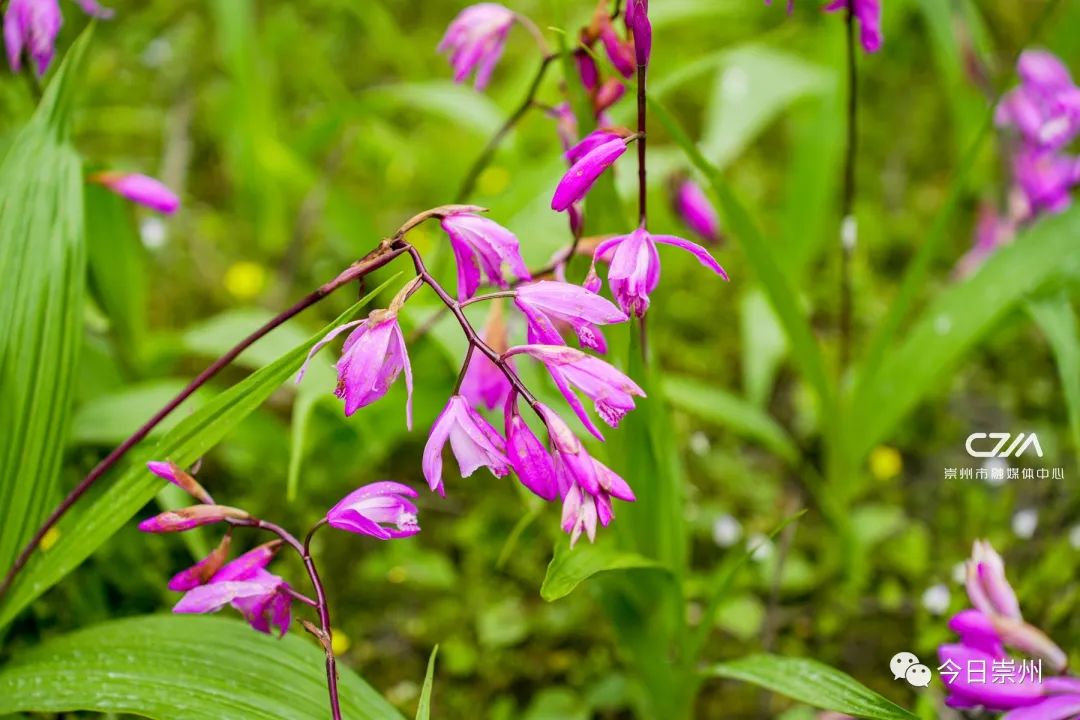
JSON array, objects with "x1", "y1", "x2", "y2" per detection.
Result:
[
  {"x1": 440, "y1": 212, "x2": 530, "y2": 300},
  {"x1": 965, "y1": 539, "x2": 1021, "y2": 620},
  {"x1": 1013, "y1": 145, "x2": 1080, "y2": 216},
  {"x1": 298, "y1": 288, "x2": 414, "y2": 427},
  {"x1": 537, "y1": 404, "x2": 634, "y2": 546},
  {"x1": 629, "y1": 0, "x2": 651, "y2": 67},
  {"x1": 423, "y1": 394, "x2": 511, "y2": 496},
  {"x1": 1003, "y1": 681, "x2": 1080, "y2": 720},
  {"x1": 138, "y1": 504, "x2": 250, "y2": 533},
  {"x1": 598, "y1": 18, "x2": 635, "y2": 78},
  {"x1": 505, "y1": 399, "x2": 558, "y2": 501},
  {"x1": 167, "y1": 534, "x2": 232, "y2": 592},
  {"x1": 997, "y1": 50, "x2": 1080, "y2": 150},
  {"x1": 507, "y1": 344, "x2": 644, "y2": 440},
  {"x1": 574, "y1": 48, "x2": 599, "y2": 91},
  {"x1": 938, "y1": 637, "x2": 1043, "y2": 711},
  {"x1": 673, "y1": 178, "x2": 721, "y2": 245},
  {"x1": 172, "y1": 543, "x2": 292, "y2": 636},
  {"x1": 594, "y1": 79, "x2": 626, "y2": 114},
  {"x1": 460, "y1": 304, "x2": 512, "y2": 410},
  {"x1": 823, "y1": 0, "x2": 882, "y2": 54},
  {"x1": 566, "y1": 129, "x2": 624, "y2": 165},
  {"x1": 590, "y1": 226, "x2": 728, "y2": 318},
  {"x1": 438, "y1": 3, "x2": 516, "y2": 90},
  {"x1": 551, "y1": 137, "x2": 628, "y2": 212},
  {"x1": 956, "y1": 203, "x2": 1016, "y2": 278},
  {"x1": 74, "y1": 0, "x2": 111, "y2": 18},
  {"x1": 514, "y1": 280, "x2": 628, "y2": 353},
  {"x1": 90, "y1": 172, "x2": 180, "y2": 214},
  {"x1": 147, "y1": 461, "x2": 213, "y2": 505},
  {"x1": 325, "y1": 481, "x2": 420, "y2": 540},
  {"x1": 4, "y1": 0, "x2": 61, "y2": 76}
]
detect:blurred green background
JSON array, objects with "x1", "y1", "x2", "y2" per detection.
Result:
[{"x1": 3, "y1": 1, "x2": 1080, "y2": 718}]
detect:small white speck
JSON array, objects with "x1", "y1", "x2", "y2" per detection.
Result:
[
  {"x1": 921, "y1": 584, "x2": 951, "y2": 615},
  {"x1": 748, "y1": 532, "x2": 773, "y2": 562},
  {"x1": 935, "y1": 314, "x2": 952, "y2": 335},
  {"x1": 1012, "y1": 508, "x2": 1038, "y2": 539},
  {"x1": 712, "y1": 514, "x2": 742, "y2": 548},
  {"x1": 841, "y1": 215, "x2": 857, "y2": 250},
  {"x1": 140, "y1": 217, "x2": 167, "y2": 249},
  {"x1": 689, "y1": 431, "x2": 711, "y2": 456}
]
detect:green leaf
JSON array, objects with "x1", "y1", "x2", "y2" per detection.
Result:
[
  {"x1": 0, "y1": 277, "x2": 398, "y2": 630},
  {"x1": 850, "y1": 207, "x2": 1080, "y2": 462},
  {"x1": 700, "y1": 45, "x2": 831, "y2": 169},
  {"x1": 704, "y1": 655, "x2": 918, "y2": 720},
  {"x1": 0, "y1": 29, "x2": 92, "y2": 582},
  {"x1": 415, "y1": 645, "x2": 439, "y2": 720},
  {"x1": 688, "y1": 511, "x2": 805, "y2": 663},
  {"x1": 85, "y1": 181, "x2": 147, "y2": 360},
  {"x1": 1026, "y1": 290, "x2": 1080, "y2": 456},
  {"x1": 663, "y1": 375, "x2": 799, "y2": 464},
  {"x1": 650, "y1": 96, "x2": 835, "y2": 418},
  {"x1": 540, "y1": 537, "x2": 666, "y2": 602},
  {"x1": 70, "y1": 380, "x2": 207, "y2": 446},
  {"x1": 0, "y1": 614, "x2": 403, "y2": 719}
]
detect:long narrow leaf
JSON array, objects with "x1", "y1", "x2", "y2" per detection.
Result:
[
  {"x1": 0, "y1": 614, "x2": 403, "y2": 719},
  {"x1": 0, "y1": 30, "x2": 92, "y2": 581}
]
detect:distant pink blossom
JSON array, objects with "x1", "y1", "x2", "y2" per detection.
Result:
[
  {"x1": 438, "y1": 3, "x2": 516, "y2": 90},
  {"x1": 90, "y1": 172, "x2": 180, "y2": 214}
]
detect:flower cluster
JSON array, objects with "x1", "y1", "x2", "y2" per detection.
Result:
[
  {"x1": 300, "y1": 205, "x2": 647, "y2": 547},
  {"x1": 765, "y1": 0, "x2": 883, "y2": 54},
  {"x1": 139, "y1": 461, "x2": 419, "y2": 634},
  {"x1": 937, "y1": 540, "x2": 1075, "y2": 715},
  {"x1": 4, "y1": 0, "x2": 111, "y2": 76},
  {"x1": 960, "y1": 50, "x2": 1080, "y2": 275}
]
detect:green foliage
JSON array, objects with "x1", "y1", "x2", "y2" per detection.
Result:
[
  {"x1": 540, "y1": 537, "x2": 665, "y2": 602},
  {"x1": 0, "y1": 29, "x2": 91, "y2": 584},
  {"x1": 705, "y1": 655, "x2": 918, "y2": 720},
  {"x1": 0, "y1": 278, "x2": 397, "y2": 631},
  {"x1": 0, "y1": 615, "x2": 403, "y2": 719},
  {"x1": 416, "y1": 645, "x2": 439, "y2": 720}
]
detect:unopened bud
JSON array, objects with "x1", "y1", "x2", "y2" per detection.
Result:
[
  {"x1": 138, "y1": 505, "x2": 250, "y2": 533},
  {"x1": 147, "y1": 461, "x2": 213, "y2": 504}
]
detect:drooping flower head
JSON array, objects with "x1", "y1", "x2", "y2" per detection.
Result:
[
  {"x1": 505, "y1": 396, "x2": 558, "y2": 501},
  {"x1": 138, "y1": 504, "x2": 250, "y2": 533},
  {"x1": 506, "y1": 344, "x2": 645, "y2": 440},
  {"x1": 823, "y1": 0, "x2": 882, "y2": 54},
  {"x1": 167, "y1": 534, "x2": 233, "y2": 592},
  {"x1": 589, "y1": 226, "x2": 728, "y2": 318},
  {"x1": 423, "y1": 394, "x2": 510, "y2": 496},
  {"x1": 440, "y1": 211, "x2": 530, "y2": 300},
  {"x1": 672, "y1": 177, "x2": 721, "y2": 245},
  {"x1": 460, "y1": 301, "x2": 512, "y2": 410},
  {"x1": 147, "y1": 461, "x2": 213, "y2": 504},
  {"x1": 325, "y1": 481, "x2": 420, "y2": 540},
  {"x1": 173, "y1": 543, "x2": 292, "y2": 636},
  {"x1": 297, "y1": 279, "x2": 417, "y2": 427},
  {"x1": 597, "y1": 13, "x2": 635, "y2": 78},
  {"x1": 997, "y1": 50, "x2": 1080, "y2": 150},
  {"x1": 565, "y1": 128, "x2": 627, "y2": 165},
  {"x1": 537, "y1": 404, "x2": 635, "y2": 547},
  {"x1": 514, "y1": 280, "x2": 628, "y2": 353},
  {"x1": 89, "y1": 172, "x2": 180, "y2": 214},
  {"x1": 551, "y1": 137, "x2": 629, "y2": 211},
  {"x1": 4, "y1": 0, "x2": 62, "y2": 76},
  {"x1": 438, "y1": 3, "x2": 517, "y2": 90}
]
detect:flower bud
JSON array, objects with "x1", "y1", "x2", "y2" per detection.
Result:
[
  {"x1": 147, "y1": 461, "x2": 213, "y2": 505},
  {"x1": 138, "y1": 505, "x2": 250, "y2": 533}
]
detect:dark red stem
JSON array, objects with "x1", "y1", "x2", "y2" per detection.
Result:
[
  {"x1": 0, "y1": 242, "x2": 415, "y2": 599},
  {"x1": 233, "y1": 517, "x2": 341, "y2": 720}
]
